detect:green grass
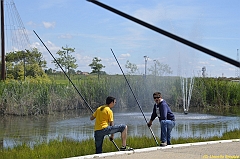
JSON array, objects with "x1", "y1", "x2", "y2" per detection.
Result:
[{"x1": 0, "y1": 129, "x2": 240, "y2": 159}]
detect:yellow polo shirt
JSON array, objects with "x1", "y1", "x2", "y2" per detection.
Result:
[{"x1": 93, "y1": 105, "x2": 113, "y2": 131}]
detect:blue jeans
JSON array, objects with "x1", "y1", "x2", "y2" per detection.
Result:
[
  {"x1": 160, "y1": 120, "x2": 175, "y2": 145},
  {"x1": 94, "y1": 124, "x2": 126, "y2": 154}
]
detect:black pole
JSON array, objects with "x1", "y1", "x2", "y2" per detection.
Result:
[
  {"x1": 33, "y1": 30, "x2": 120, "y2": 151},
  {"x1": 87, "y1": 0, "x2": 240, "y2": 68},
  {"x1": 1, "y1": 0, "x2": 5, "y2": 80},
  {"x1": 33, "y1": 30, "x2": 93, "y2": 113},
  {"x1": 23, "y1": 51, "x2": 26, "y2": 81},
  {"x1": 111, "y1": 49, "x2": 159, "y2": 146}
]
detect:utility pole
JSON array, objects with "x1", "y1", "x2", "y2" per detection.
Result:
[
  {"x1": 144, "y1": 55, "x2": 148, "y2": 78},
  {"x1": 23, "y1": 51, "x2": 26, "y2": 80},
  {"x1": 202, "y1": 66, "x2": 206, "y2": 78},
  {"x1": 1, "y1": 0, "x2": 5, "y2": 81}
]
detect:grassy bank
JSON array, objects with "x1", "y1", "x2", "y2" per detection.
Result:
[{"x1": 1, "y1": 129, "x2": 240, "y2": 159}]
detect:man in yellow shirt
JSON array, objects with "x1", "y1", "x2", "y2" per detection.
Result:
[{"x1": 90, "y1": 96, "x2": 133, "y2": 154}]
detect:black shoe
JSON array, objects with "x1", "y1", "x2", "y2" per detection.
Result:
[{"x1": 120, "y1": 146, "x2": 134, "y2": 151}]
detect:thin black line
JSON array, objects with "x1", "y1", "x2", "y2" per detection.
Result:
[
  {"x1": 33, "y1": 30, "x2": 120, "y2": 151},
  {"x1": 88, "y1": 0, "x2": 240, "y2": 68},
  {"x1": 111, "y1": 48, "x2": 159, "y2": 146},
  {"x1": 33, "y1": 30, "x2": 94, "y2": 113}
]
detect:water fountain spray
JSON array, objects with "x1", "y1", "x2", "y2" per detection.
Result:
[{"x1": 180, "y1": 76, "x2": 195, "y2": 114}]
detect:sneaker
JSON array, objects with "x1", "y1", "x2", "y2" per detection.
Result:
[
  {"x1": 120, "y1": 146, "x2": 134, "y2": 151},
  {"x1": 160, "y1": 142, "x2": 167, "y2": 147}
]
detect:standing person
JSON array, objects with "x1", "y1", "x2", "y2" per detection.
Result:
[
  {"x1": 90, "y1": 96, "x2": 133, "y2": 154},
  {"x1": 147, "y1": 92, "x2": 175, "y2": 146}
]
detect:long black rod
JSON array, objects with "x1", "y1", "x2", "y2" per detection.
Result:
[
  {"x1": 111, "y1": 49, "x2": 159, "y2": 146},
  {"x1": 33, "y1": 30, "x2": 93, "y2": 113},
  {"x1": 1, "y1": 0, "x2": 5, "y2": 80},
  {"x1": 33, "y1": 30, "x2": 120, "y2": 151},
  {"x1": 87, "y1": 0, "x2": 240, "y2": 68}
]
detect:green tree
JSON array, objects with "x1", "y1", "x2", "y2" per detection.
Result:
[
  {"x1": 68, "y1": 68, "x2": 76, "y2": 74},
  {"x1": 148, "y1": 60, "x2": 172, "y2": 76},
  {"x1": 10, "y1": 63, "x2": 24, "y2": 80},
  {"x1": 45, "y1": 68, "x2": 53, "y2": 74},
  {"x1": 27, "y1": 48, "x2": 47, "y2": 68},
  {"x1": 52, "y1": 46, "x2": 78, "y2": 74},
  {"x1": 89, "y1": 57, "x2": 105, "y2": 78},
  {"x1": 6, "y1": 48, "x2": 47, "y2": 68},
  {"x1": 125, "y1": 60, "x2": 138, "y2": 75},
  {"x1": 6, "y1": 48, "x2": 47, "y2": 80}
]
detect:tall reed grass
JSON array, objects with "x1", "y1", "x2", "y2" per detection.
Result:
[{"x1": 0, "y1": 75, "x2": 239, "y2": 116}]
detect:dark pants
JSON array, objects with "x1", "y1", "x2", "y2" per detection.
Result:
[{"x1": 94, "y1": 124, "x2": 126, "y2": 154}]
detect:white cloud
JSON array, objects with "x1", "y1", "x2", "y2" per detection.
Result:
[
  {"x1": 120, "y1": 53, "x2": 131, "y2": 58},
  {"x1": 43, "y1": 21, "x2": 56, "y2": 29},
  {"x1": 210, "y1": 57, "x2": 217, "y2": 61}
]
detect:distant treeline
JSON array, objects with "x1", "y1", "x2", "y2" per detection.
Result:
[{"x1": 0, "y1": 75, "x2": 239, "y2": 116}]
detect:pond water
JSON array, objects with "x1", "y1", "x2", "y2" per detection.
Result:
[{"x1": 0, "y1": 108, "x2": 240, "y2": 148}]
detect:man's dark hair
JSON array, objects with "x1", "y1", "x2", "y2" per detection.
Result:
[
  {"x1": 106, "y1": 96, "x2": 115, "y2": 105},
  {"x1": 153, "y1": 92, "x2": 162, "y2": 97}
]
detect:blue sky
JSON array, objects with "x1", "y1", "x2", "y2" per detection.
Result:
[{"x1": 6, "y1": 0, "x2": 240, "y2": 77}]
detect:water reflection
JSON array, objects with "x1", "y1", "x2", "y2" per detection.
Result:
[{"x1": 0, "y1": 109, "x2": 239, "y2": 148}]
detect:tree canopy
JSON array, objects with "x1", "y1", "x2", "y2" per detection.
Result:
[
  {"x1": 89, "y1": 57, "x2": 105, "y2": 74},
  {"x1": 5, "y1": 48, "x2": 47, "y2": 80},
  {"x1": 148, "y1": 60, "x2": 173, "y2": 76},
  {"x1": 52, "y1": 46, "x2": 78, "y2": 73},
  {"x1": 125, "y1": 60, "x2": 138, "y2": 75}
]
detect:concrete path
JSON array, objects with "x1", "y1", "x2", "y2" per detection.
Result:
[{"x1": 65, "y1": 139, "x2": 240, "y2": 159}]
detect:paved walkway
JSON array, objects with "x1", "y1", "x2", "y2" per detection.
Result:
[{"x1": 65, "y1": 139, "x2": 240, "y2": 159}]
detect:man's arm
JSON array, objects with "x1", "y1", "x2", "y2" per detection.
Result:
[
  {"x1": 109, "y1": 121, "x2": 114, "y2": 126},
  {"x1": 147, "y1": 119, "x2": 153, "y2": 127},
  {"x1": 90, "y1": 115, "x2": 95, "y2": 120},
  {"x1": 150, "y1": 105, "x2": 157, "y2": 121},
  {"x1": 148, "y1": 105, "x2": 157, "y2": 127}
]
